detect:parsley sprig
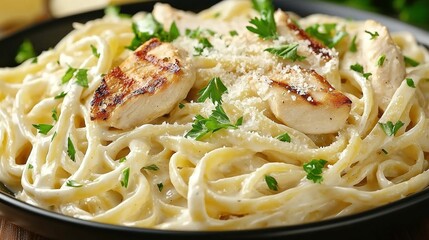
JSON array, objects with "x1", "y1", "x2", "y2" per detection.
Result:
[
  {"x1": 32, "y1": 124, "x2": 53, "y2": 135},
  {"x1": 264, "y1": 44, "x2": 306, "y2": 62},
  {"x1": 246, "y1": 0, "x2": 278, "y2": 40},
  {"x1": 67, "y1": 137, "x2": 76, "y2": 162},
  {"x1": 194, "y1": 38, "x2": 213, "y2": 56},
  {"x1": 404, "y1": 56, "x2": 420, "y2": 67},
  {"x1": 406, "y1": 78, "x2": 416, "y2": 88},
  {"x1": 61, "y1": 67, "x2": 89, "y2": 88},
  {"x1": 305, "y1": 23, "x2": 347, "y2": 48},
  {"x1": 66, "y1": 180, "x2": 83, "y2": 188},
  {"x1": 127, "y1": 14, "x2": 180, "y2": 50},
  {"x1": 197, "y1": 77, "x2": 227, "y2": 104},
  {"x1": 185, "y1": 105, "x2": 243, "y2": 140},
  {"x1": 378, "y1": 121, "x2": 404, "y2": 136},
  {"x1": 303, "y1": 159, "x2": 327, "y2": 183},
  {"x1": 121, "y1": 167, "x2": 130, "y2": 188},
  {"x1": 15, "y1": 39, "x2": 36, "y2": 64},
  {"x1": 365, "y1": 30, "x2": 379, "y2": 40},
  {"x1": 276, "y1": 132, "x2": 291, "y2": 143}
]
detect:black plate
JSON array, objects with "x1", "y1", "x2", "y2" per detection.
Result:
[{"x1": 1, "y1": 1, "x2": 429, "y2": 239}]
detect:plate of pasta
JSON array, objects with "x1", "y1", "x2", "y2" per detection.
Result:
[{"x1": 1, "y1": 0, "x2": 429, "y2": 239}]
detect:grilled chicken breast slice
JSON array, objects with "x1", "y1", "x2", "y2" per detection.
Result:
[
  {"x1": 358, "y1": 20, "x2": 406, "y2": 111},
  {"x1": 256, "y1": 66, "x2": 351, "y2": 134},
  {"x1": 90, "y1": 38, "x2": 196, "y2": 129}
]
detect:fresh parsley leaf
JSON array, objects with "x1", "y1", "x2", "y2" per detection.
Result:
[
  {"x1": 90, "y1": 45, "x2": 100, "y2": 58},
  {"x1": 28, "y1": 164, "x2": 33, "y2": 169},
  {"x1": 264, "y1": 175, "x2": 278, "y2": 191},
  {"x1": 365, "y1": 30, "x2": 379, "y2": 40},
  {"x1": 377, "y1": 54, "x2": 386, "y2": 67},
  {"x1": 119, "y1": 157, "x2": 127, "y2": 163},
  {"x1": 127, "y1": 15, "x2": 180, "y2": 50},
  {"x1": 229, "y1": 30, "x2": 238, "y2": 36},
  {"x1": 406, "y1": 78, "x2": 416, "y2": 88},
  {"x1": 186, "y1": 28, "x2": 202, "y2": 39},
  {"x1": 169, "y1": 21, "x2": 180, "y2": 41},
  {"x1": 121, "y1": 167, "x2": 130, "y2": 188},
  {"x1": 404, "y1": 56, "x2": 420, "y2": 67},
  {"x1": 305, "y1": 23, "x2": 347, "y2": 48},
  {"x1": 143, "y1": 164, "x2": 159, "y2": 171},
  {"x1": 303, "y1": 159, "x2": 327, "y2": 183},
  {"x1": 378, "y1": 120, "x2": 404, "y2": 136},
  {"x1": 54, "y1": 91, "x2": 67, "y2": 99},
  {"x1": 264, "y1": 44, "x2": 306, "y2": 62},
  {"x1": 179, "y1": 103, "x2": 185, "y2": 109},
  {"x1": 31, "y1": 57, "x2": 38, "y2": 64},
  {"x1": 185, "y1": 105, "x2": 243, "y2": 140},
  {"x1": 75, "y1": 69, "x2": 89, "y2": 88},
  {"x1": 66, "y1": 180, "x2": 83, "y2": 188},
  {"x1": 197, "y1": 77, "x2": 227, "y2": 104},
  {"x1": 349, "y1": 35, "x2": 357, "y2": 52},
  {"x1": 51, "y1": 108, "x2": 58, "y2": 122},
  {"x1": 246, "y1": 0, "x2": 278, "y2": 40},
  {"x1": 32, "y1": 124, "x2": 53, "y2": 135},
  {"x1": 276, "y1": 133, "x2": 291, "y2": 142},
  {"x1": 157, "y1": 182, "x2": 164, "y2": 192},
  {"x1": 194, "y1": 38, "x2": 213, "y2": 56},
  {"x1": 213, "y1": 12, "x2": 221, "y2": 18},
  {"x1": 15, "y1": 39, "x2": 36, "y2": 64},
  {"x1": 62, "y1": 67, "x2": 77, "y2": 84},
  {"x1": 350, "y1": 63, "x2": 372, "y2": 79},
  {"x1": 67, "y1": 137, "x2": 76, "y2": 161}
]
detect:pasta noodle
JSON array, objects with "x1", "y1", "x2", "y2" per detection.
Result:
[{"x1": 1, "y1": 0, "x2": 429, "y2": 230}]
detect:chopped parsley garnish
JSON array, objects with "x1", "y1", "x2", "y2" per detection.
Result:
[
  {"x1": 143, "y1": 164, "x2": 159, "y2": 171},
  {"x1": 90, "y1": 44, "x2": 100, "y2": 58},
  {"x1": 54, "y1": 91, "x2": 67, "y2": 99},
  {"x1": 179, "y1": 103, "x2": 185, "y2": 109},
  {"x1": 15, "y1": 39, "x2": 36, "y2": 64},
  {"x1": 194, "y1": 37, "x2": 213, "y2": 56},
  {"x1": 119, "y1": 157, "x2": 127, "y2": 163},
  {"x1": 213, "y1": 12, "x2": 221, "y2": 18},
  {"x1": 127, "y1": 14, "x2": 180, "y2": 50},
  {"x1": 378, "y1": 120, "x2": 404, "y2": 136},
  {"x1": 185, "y1": 105, "x2": 243, "y2": 140},
  {"x1": 32, "y1": 124, "x2": 53, "y2": 135},
  {"x1": 264, "y1": 44, "x2": 306, "y2": 62},
  {"x1": 31, "y1": 57, "x2": 38, "y2": 64},
  {"x1": 121, "y1": 167, "x2": 130, "y2": 188},
  {"x1": 157, "y1": 182, "x2": 164, "y2": 192},
  {"x1": 246, "y1": 0, "x2": 278, "y2": 40},
  {"x1": 51, "y1": 108, "x2": 58, "y2": 122},
  {"x1": 406, "y1": 78, "x2": 416, "y2": 88},
  {"x1": 276, "y1": 132, "x2": 291, "y2": 143},
  {"x1": 264, "y1": 175, "x2": 278, "y2": 191},
  {"x1": 197, "y1": 77, "x2": 227, "y2": 104},
  {"x1": 229, "y1": 30, "x2": 239, "y2": 36},
  {"x1": 377, "y1": 54, "x2": 386, "y2": 67},
  {"x1": 350, "y1": 63, "x2": 372, "y2": 79},
  {"x1": 404, "y1": 56, "x2": 420, "y2": 67},
  {"x1": 349, "y1": 35, "x2": 357, "y2": 52},
  {"x1": 364, "y1": 30, "x2": 379, "y2": 40},
  {"x1": 62, "y1": 67, "x2": 77, "y2": 84},
  {"x1": 66, "y1": 180, "x2": 83, "y2": 188},
  {"x1": 28, "y1": 164, "x2": 33, "y2": 169},
  {"x1": 67, "y1": 137, "x2": 76, "y2": 161},
  {"x1": 75, "y1": 69, "x2": 89, "y2": 88},
  {"x1": 303, "y1": 159, "x2": 327, "y2": 183},
  {"x1": 305, "y1": 23, "x2": 347, "y2": 48}
]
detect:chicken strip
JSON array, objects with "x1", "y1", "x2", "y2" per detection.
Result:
[
  {"x1": 358, "y1": 20, "x2": 406, "y2": 111},
  {"x1": 90, "y1": 38, "x2": 196, "y2": 129},
  {"x1": 256, "y1": 65, "x2": 351, "y2": 134}
]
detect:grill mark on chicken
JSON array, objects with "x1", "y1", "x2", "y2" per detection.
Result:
[
  {"x1": 283, "y1": 16, "x2": 332, "y2": 60},
  {"x1": 270, "y1": 80, "x2": 318, "y2": 105},
  {"x1": 90, "y1": 38, "x2": 195, "y2": 129},
  {"x1": 135, "y1": 39, "x2": 181, "y2": 74}
]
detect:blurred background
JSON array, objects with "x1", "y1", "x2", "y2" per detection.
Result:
[{"x1": 0, "y1": 0, "x2": 428, "y2": 38}]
